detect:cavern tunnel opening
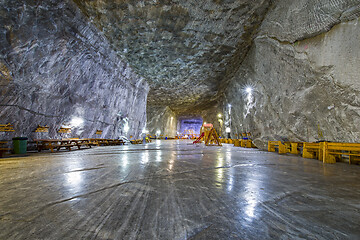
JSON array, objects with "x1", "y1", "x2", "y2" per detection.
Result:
[
  {"x1": 177, "y1": 117, "x2": 203, "y2": 137},
  {"x1": 1, "y1": 1, "x2": 360, "y2": 239}
]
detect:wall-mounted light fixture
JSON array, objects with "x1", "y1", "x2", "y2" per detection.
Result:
[{"x1": 245, "y1": 87, "x2": 253, "y2": 94}]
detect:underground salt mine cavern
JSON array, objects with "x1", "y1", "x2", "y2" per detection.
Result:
[{"x1": 1, "y1": 0, "x2": 360, "y2": 239}]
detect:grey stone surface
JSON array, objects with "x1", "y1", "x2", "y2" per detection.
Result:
[
  {"x1": 146, "y1": 105, "x2": 177, "y2": 138},
  {"x1": 224, "y1": 16, "x2": 360, "y2": 149},
  {"x1": 0, "y1": 0, "x2": 149, "y2": 140},
  {"x1": 260, "y1": 0, "x2": 360, "y2": 42},
  {"x1": 1, "y1": 141, "x2": 360, "y2": 239}
]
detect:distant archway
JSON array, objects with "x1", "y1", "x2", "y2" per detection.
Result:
[{"x1": 177, "y1": 117, "x2": 203, "y2": 136}]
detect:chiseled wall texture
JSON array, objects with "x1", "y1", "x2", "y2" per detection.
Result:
[
  {"x1": 0, "y1": 0, "x2": 149, "y2": 140},
  {"x1": 224, "y1": 0, "x2": 360, "y2": 149},
  {"x1": 146, "y1": 106, "x2": 177, "y2": 138}
]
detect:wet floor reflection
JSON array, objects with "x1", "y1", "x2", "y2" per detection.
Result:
[
  {"x1": 168, "y1": 153, "x2": 175, "y2": 171},
  {"x1": 216, "y1": 153, "x2": 225, "y2": 185},
  {"x1": 244, "y1": 179, "x2": 259, "y2": 220},
  {"x1": 64, "y1": 161, "x2": 85, "y2": 192},
  {"x1": 122, "y1": 154, "x2": 128, "y2": 168},
  {"x1": 141, "y1": 150, "x2": 149, "y2": 164},
  {"x1": 155, "y1": 139, "x2": 161, "y2": 149},
  {"x1": 156, "y1": 150, "x2": 162, "y2": 162},
  {"x1": 66, "y1": 172, "x2": 83, "y2": 186},
  {"x1": 3, "y1": 140, "x2": 360, "y2": 239}
]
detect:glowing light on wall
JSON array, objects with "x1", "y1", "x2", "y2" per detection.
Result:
[
  {"x1": 218, "y1": 114, "x2": 222, "y2": 118},
  {"x1": 245, "y1": 87, "x2": 253, "y2": 94},
  {"x1": 244, "y1": 85, "x2": 255, "y2": 118},
  {"x1": 156, "y1": 130, "x2": 161, "y2": 135},
  {"x1": 70, "y1": 117, "x2": 84, "y2": 127},
  {"x1": 124, "y1": 122, "x2": 129, "y2": 133},
  {"x1": 226, "y1": 127, "x2": 231, "y2": 133}
]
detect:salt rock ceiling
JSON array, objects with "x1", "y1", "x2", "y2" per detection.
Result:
[{"x1": 74, "y1": 0, "x2": 272, "y2": 113}]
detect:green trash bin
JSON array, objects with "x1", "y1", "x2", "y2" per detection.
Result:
[{"x1": 12, "y1": 137, "x2": 28, "y2": 154}]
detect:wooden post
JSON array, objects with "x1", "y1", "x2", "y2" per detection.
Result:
[
  {"x1": 303, "y1": 143, "x2": 315, "y2": 159},
  {"x1": 278, "y1": 142, "x2": 287, "y2": 154},
  {"x1": 268, "y1": 141, "x2": 275, "y2": 152},
  {"x1": 322, "y1": 142, "x2": 336, "y2": 164},
  {"x1": 290, "y1": 143, "x2": 299, "y2": 154}
]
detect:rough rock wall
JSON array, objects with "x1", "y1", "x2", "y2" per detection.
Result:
[
  {"x1": 0, "y1": 1, "x2": 149, "y2": 140},
  {"x1": 73, "y1": 0, "x2": 272, "y2": 113},
  {"x1": 146, "y1": 106, "x2": 177, "y2": 138},
  {"x1": 199, "y1": 103, "x2": 224, "y2": 137},
  {"x1": 224, "y1": 0, "x2": 360, "y2": 149}
]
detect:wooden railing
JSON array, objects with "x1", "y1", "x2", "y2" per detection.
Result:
[{"x1": 268, "y1": 141, "x2": 360, "y2": 164}]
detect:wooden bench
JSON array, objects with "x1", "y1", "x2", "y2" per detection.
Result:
[
  {"x1": 35, "y1": 139, "x2": 92, "y2": 152},
  {"x1": 35, "y1": 139, "x2": 60, "y2": 152},
  {"x1": 96, "y1": 139, "x2": 110, "y2": 146},
  {"x1": 268, "y1": 141, "x2": 303, "y2": 154},
  {"x1": 130, "y1": 139, "x2": 143, "y2": 144},
  {"x1": 302, "y1": 142, "x2": 321, "y2": 160},
  {"x1": 244, "y1": 139, "x2": 256, "y2": 148},
  {"x1": 287, "y1": 142, "x2": 303, "y2": 154},
  {"x1": 90, "y1": 138, "x2": 125, "y2": 146},
  {"x1": 268, "y1": 141, "x2": 288, "y2": 154},
  {"x1": 321, "y1": 142, "x2": 360, "y2": 164},
  {"x1": 87, "y1": 138, "x2": 100, "y2": 146},
  {"x1": 0, "y1": 123, "x2": 14, "y2": 157},
  {"x1": 72, "y1": 139, "x2": 93, "y2": 149},
  {"x1": 108, "y1": 139, "x2": 123, "y2": 145},
  {"x1": 0, "y1": 141, "x2": 11, "y2": 157}
]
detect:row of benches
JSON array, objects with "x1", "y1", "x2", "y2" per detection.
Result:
[
  {"x1": 268, "y1": 141, "x2": 360, "y2": 164},
  {"x1": 35, "y1": 138, "x2": 126, "y2": 153},
  {"x1": 0, "y1": 136, "x2": 150, "y2": 156},
  {"x1": 220, "y1": 138, "x2": 256, "y2": 148}
]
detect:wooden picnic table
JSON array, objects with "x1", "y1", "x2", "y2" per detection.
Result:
[
  {"x1": 35, "y1": 139, "x2": 92, "y2": 153},
  {"x1": 89, "y1": 138, "x2": 125, "y2": 146}
]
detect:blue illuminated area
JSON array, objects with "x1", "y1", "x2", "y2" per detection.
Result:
[{"x1": 178, "y1": 117, "x2": 203, "y2": 135}]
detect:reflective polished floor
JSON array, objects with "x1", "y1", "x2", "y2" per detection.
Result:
[{"x1": 1, "y1": 140, "x2": 360, "y2": 239}]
